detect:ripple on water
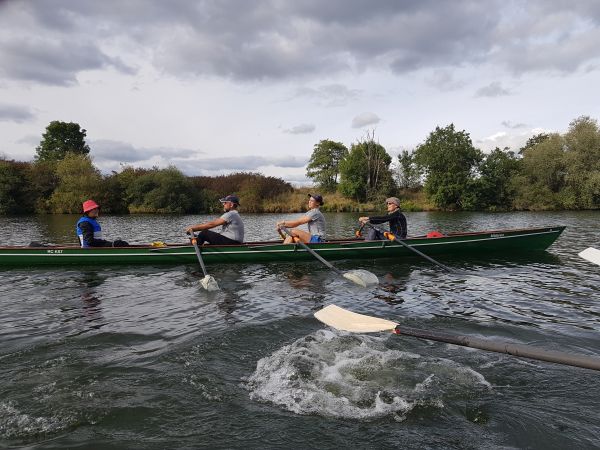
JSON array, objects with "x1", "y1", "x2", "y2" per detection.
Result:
[{"x1": 246, "y1": 329, "x2": 491, "y2": 421}]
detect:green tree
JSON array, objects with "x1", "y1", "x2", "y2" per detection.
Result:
[
  {"x1": 519, "y1": 132, "x2": 550, "y2": 155},
  {"x1": 562, "y1": 116, "x2": 600, "y2": 208},
  {"x1": 35, "y1": 121, "x2": 90, "y2": 162},
  {"x1": 462, "y1": 148, "x2": 520, "y2": 210},
  {"x1": 0, "y1": 159, "x2": 36, "y2": 214},
  {"x1": 126, "y1": 166, "x2": 200, "y2": 213},
  {"x1": 306, "y1": 140, "x2": 348, "y2": 192},
  {"x1": 97, "y1": 172, "x2": 129, "y2": 214},
  {"x1": 48, "y1": 153, "x2": 102, "y2": 213},
  {"x1": 396, "y1": 149, "x2": 421, "y2": 189},
  {"x1": 413, "y1": 124, "x2": 483, "y2": 210},
  {"x1": 511, "y1": 133, "x2": 565, "y2": 210},
  {"x1": 338, "y1": 132, "x2": 394, "y2": 202}
]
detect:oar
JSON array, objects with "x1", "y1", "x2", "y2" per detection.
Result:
[
  {"x1": 314, "y1": 305, "x2": 600, "y2": 371},
  {"x1": 188, "y1": 231, "x2": 220, "y2": 291},
  {"x1": 278, "y1": 226, "x2": 378, "y2": 287},
  {"x1": 579, "y1": 247, "x2": 600, "y2": 266},
  {"x1": 365, "y1": 222, "x2": 457, "y2": 273}
]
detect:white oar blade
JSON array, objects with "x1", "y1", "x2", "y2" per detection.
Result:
[
  {"x1": 314, "y1": 304, "x2": 397, "y2": 333},
  {"x1": 579, "y1": 247, "x2": 600, "y2": 266},
  {"x1": 201, "y1": 275, "x2": 220, "y2": 291},
  {"x1": 343, "y1": 269, "x2": 379, "y2": 287}
]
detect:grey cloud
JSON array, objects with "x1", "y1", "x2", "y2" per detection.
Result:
[
  {"x1": 501, "y1": 121, "x2": 527, "y2": 129},
  {"x1": 475, "y1": 82, "x2": 511, "y2": 98},
  {"x1": 91, "y1": 140, "x2": 193, "y2": 163},
  {"x1": 3, "y1": 1, "x2": 599, "y2": 83},
  {"x1": 426, "y1": 70, "x2": 466, "y2": 92},
  {"x1": 187, "y1": 156, "x2": 308, "y2": 171},
  {"x1": 0, "y1": 37, "x2": 135, "y2": 86},
  {"x1": 91, "y1": 139, "x2": 307, "y2": 171},
  {"x1": 0, "y1": 104, "x2": 36, "y2": 123},
  {"x1": 292, "y1": 84, "x2": 362, "y2": 107},
  {"x1": 283, "y1": 124, "x2": 315, "y2": 134},
  {"x1": 352, "y1": 112, "x2": 380, "y2": 128}
]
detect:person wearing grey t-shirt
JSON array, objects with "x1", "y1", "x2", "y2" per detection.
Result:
[
  {"x1": 276, "y1": 194, "x2": 326, "y2": 244},
  {"x1": 185, "y1": 194, "x2": 244, "y2": 245}
]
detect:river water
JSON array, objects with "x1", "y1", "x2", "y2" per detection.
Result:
[{"x1": 0, "y1": 211, "x2": 599, "y2": 449}]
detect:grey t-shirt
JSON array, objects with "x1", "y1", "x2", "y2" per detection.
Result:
[
  {"x1": 306, "y1": 208, "x2": 326, "y2": 238},
  {"x1": 220, "y1": 210, "x2": 244, "y2": 242}
]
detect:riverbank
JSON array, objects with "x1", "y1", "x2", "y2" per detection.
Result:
[{"x1": 237, "y1": 187, "x2": 434, "y2": 213}]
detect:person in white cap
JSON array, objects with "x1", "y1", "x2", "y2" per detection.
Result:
[
  {"x1": 359, "y1": 197, "x2": 407, "y2": 240},
  {"x1": 185, "y1": 194, "x2": 245, "y2": 245},
  {"x1": 277, "y1": 194, "x2": 326, "y2": 244}
]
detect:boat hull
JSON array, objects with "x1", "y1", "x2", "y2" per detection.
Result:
[{"x1": 0, "y1": 226, "x2": 565, "y2": 267}]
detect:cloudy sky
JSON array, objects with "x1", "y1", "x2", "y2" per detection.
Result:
[{"x1": 1, "y1": 1, "x2": 599, "y2": 184}]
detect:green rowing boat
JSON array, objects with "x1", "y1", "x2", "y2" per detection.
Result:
[{"x1": 0, "y1": 226, "x2": 564, "y2": 267}]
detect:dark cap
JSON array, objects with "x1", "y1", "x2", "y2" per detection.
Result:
[
  {"x1": 219, "y1": 194, "x2": 240, "y2": 205},
  {"x1": 308, "y1": 194, "x2": 324, "y2": 205}
]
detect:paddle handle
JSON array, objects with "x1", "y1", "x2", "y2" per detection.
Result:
[{"x1": 394, "y1": 326, "x2": 600, "y2": 371}]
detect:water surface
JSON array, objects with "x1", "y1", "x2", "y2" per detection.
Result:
[{"x1": 1, "y1": 211, "x2": 599, "y2": 449}]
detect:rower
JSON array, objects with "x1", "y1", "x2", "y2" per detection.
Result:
[
  {"x1": 76, "y1": 199, "x2": 129, "y2": 248},
  {"x1": 185, "y1": 194, "x2": 245, "y2": 245},
  {"x1": 277, "y1": 194, "x2": 326, "y2": 244},
  {"x1": 359, "y1": 197, "x2": 407, "y2": 240}
]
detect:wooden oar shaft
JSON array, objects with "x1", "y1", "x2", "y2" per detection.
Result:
[
  {"x1": 189, "y1": 234, "x2": 208, "y2": 277},
  {"x1": 395, "y1": 326, "x2": 600, "y2": 371},
  {"x1": 365, "y1": 222, "x2": 455, "y2": 273},
  {"x1": 279, "y1": 227, "x2": 343, "y2": 275}
]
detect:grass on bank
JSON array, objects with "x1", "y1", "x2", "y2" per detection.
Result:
[{"x1": 259, "y1": 187, "x2": 434, "y2": 213}]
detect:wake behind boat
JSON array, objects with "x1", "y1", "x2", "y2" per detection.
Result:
[{"x1": 0, "y1": 226, "x2": 565, "y2": 267}]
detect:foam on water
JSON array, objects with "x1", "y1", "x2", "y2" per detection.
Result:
[
  {"x1": 0, "y1": 401, "x2": 72, "y2": 440},
  {"x1": 246, "y1": 329, "x2": 491, "y2": 420}
]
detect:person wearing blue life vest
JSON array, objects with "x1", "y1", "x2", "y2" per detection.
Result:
[{"x1": 76, "y1": 199, "x2": 129, "y2": 248}]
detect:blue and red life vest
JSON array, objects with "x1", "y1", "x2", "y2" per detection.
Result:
[{"x1": 76, "y1": 216, "x2": 103, "y2": 248}]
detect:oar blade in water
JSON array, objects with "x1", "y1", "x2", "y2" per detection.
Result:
[
  {"x1": 579, "y1": 247, "x2": 600, "y2": 266},
  {"x1": 343, "y1": 269, "x2": 379, "y2": 287},
  {"x1": 201, "y1": 275, "x2": 220, "y2": 291},
  {"x1": 314, "y1": 304, "x2": 397, "y2": 332}
]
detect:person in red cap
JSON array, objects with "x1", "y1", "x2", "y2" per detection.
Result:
[
  {"x1": 276, "y1": 194, "x2": 326, "y2": 244},
  {"x1": 359, "y1": 196, "x2": 407, "y2": 240},
  {"x1": 76, "y1": 199, "x2": 129, "y2": 248},
  {"x1": 185, "y1": 194, "x2": 244, "y2": 245}
]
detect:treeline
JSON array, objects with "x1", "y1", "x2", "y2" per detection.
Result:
[
  {"x1": 0, "y1": 121, "x2": 293, "y2": 214},
  {"x1": 0, "y1": 156, "x2": 293, "y2": 214},
  {"x1": 306, "y1": 116, "x2": 600, "y2": 211},
  {"x1": 2, "y1": 117, "x2": 599, "y2": 215}
]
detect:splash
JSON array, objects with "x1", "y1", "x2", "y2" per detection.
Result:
[
  {"x1": 246, "y1": 330, "x2": 491, "y2": 420},
  {"x1": 0, "y1": 401, "x2": 72, "y2": 440}
]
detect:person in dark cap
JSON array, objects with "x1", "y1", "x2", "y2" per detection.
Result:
[
  {"x1": 277, "y1": 194, "x2": 326, "y2": 244},
  {"x1": 76, "y1": 199, "x2": 129, "y2": 247},
  {"x1": 185, "y1": 194, "x2": 244, "y2": 245},
  {"x1": 359, "y1": 196, "x2": 407, "y2": 240}
]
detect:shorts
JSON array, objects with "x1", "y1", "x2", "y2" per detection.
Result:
[{"x1": 309, "y1": 235, "x2": 324, "y2": 243}]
